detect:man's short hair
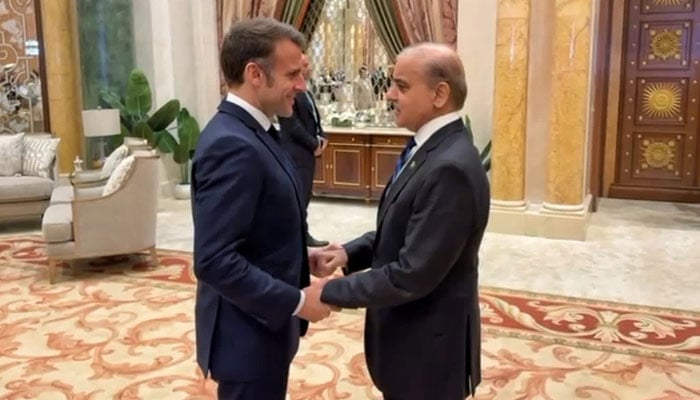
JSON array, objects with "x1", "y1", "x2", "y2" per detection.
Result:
[
  {"x1": 424, "y1": 58, "x2": 467, "y2": 109},
  {"x1": 220, "y1": 17, "x2": 306, "y2": 86}
]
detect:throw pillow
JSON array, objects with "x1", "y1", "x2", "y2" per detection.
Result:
[
  {"x1": 22, "y1": 135, "x2": 60, "y2": 178},
  {"x1": 102, "y1": 155, "x2": 135, "y2": 196},
  {"x1": 0, "y1": 133, "x2": 24, "y2": 177},
  {"x1": 100, "y1": 144, "x2": 129, "y2": 179}
]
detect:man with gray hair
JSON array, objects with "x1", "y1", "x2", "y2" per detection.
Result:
[{"x1": 310, "y1": 43, "x2": 490, "y2": 399}]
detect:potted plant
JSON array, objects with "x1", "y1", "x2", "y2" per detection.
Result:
[
  {"x1": 172, "y1": 108, "x2": 200, "y2": 199},
  {"x1": 99, "y1": 69, "x2": 180, "y2": 154},
  {"x1": 464, "y1": 115, "x2": 491, "y2": 172}
]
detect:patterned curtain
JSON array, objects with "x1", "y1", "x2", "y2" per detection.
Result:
[
  {"x1": 364, "y1": 0, "x2": 458, "y2": 62},
  {"x1": 297, "y1": 0, "x2": 327, "y2": 44},
  {"x1": 217, "y1": 0, "x2": 280, "y2": 45},
  {"x1": 216, "y1": 0, "x2": 330, "y2": 93},
  {"x1": 364, "y1": 0, "x2": 409, "y2": 62},
  {"x1": 396, "y1": 0, "x2": 458, "y2": 49}
]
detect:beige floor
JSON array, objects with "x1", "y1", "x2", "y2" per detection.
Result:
[{"x1": 2, "y1": 196, "x2": 699, "y2": 311}]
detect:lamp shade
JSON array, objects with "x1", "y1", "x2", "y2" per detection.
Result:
[{"x1": 82, "y1": 109, "x2": 120, "y2": 137}]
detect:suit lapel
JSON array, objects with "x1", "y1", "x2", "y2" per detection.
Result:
[
  {"x1": 218, "y1": 100, "x2": 305, "y2": 213},
  {"x1": 377, "y1": 151, "x2": 426, "y2": 224},
  {"x1": 376, "y1": 120, "x2": 464, "y2": 225},
  {"x1": 300, "y1": 91, "x2": 320, "y2": 131}
]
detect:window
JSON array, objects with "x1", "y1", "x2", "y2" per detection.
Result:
[{"x1": 302, "y1": 0, "x2": 395, "y2": 128}]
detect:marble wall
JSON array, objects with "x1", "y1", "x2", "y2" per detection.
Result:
[
  {"x1": 490, "y1": 0, "x2": 530, "y2": 205},
  {"x1": 479, "y1": 0, "x2": 598, "y2": 239},
  {"x1": 544, "y1": 0, "x2": 593, "y2": 209}
]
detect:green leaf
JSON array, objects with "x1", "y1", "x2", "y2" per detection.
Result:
[
  {"x1": 155, "y1": 130, "x2": 178, "y2": 154},
  {"x1": 125, "y1": 69, "x2": 152, "y2": 117},
  {"x1": 147, "y1": 99, "x2": 180, "y2": 131},
  {"x1": 133, "y1": 121, "x2": 153, "y2": 145},
  {"x1": 99, "y1": 88, "x2": 126, "y2": 111},
  {"x1": 174, "y1": 108, "x2": 201, "y2": 164},
  {"x1": 120, "y1": 123, "x2": 131, "y2": 138}
]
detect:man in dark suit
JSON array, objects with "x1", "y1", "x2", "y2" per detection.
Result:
[
  {"x1": 191, "y1": 18, "x2": 335, "y2": 400},
  {"x1": 278, "y1": 54, "x2": 329, "y2": 247},
  {"x1": 309, "y1": 43, "x2": 490, "y2": 400}
]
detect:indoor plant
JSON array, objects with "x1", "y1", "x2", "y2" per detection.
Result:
[
  {"x1": 172, "y1": 108, "x2": 201, "y2": 199},
  {"x1": 99, "y1": 69, "x2": 180, "y2": 154}
]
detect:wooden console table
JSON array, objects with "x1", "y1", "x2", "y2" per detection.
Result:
[{"x1": 312, "y1": 127, "x2": 413, "y2": 201}]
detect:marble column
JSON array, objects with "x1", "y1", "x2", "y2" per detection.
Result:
[
  {"x1": 490, "y1": 0, "x2": 530, "y2": 208},
  {"x1": 543, "y1": 0, "x2": 593, "y2": 210},
  {"x1": 41, "y1": 0, "x2": 83, "y2": 173}
]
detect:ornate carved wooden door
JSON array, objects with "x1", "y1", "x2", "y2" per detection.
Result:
[{"x1": 611, "y1": 0, "x2": 700, "y2": 202}]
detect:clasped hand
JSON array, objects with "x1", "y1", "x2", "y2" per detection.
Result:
[
  {"x1": 297, "y1": 244, "x2": 349, "y2": 323},
  {"x1": 308, "y1": 243, "x2": 348, "y2": 278}
]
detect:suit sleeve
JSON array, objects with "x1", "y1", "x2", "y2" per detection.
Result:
[
  {"x1": 321, "y1": 164, "x2": 474, "y2": 308},
  {"x1": 278, "y1": 102, "x2": 319, "y2": 152},
  {"x1": 192, "y1": 136, "x2": 301, "y2": 330},
  {"x1": 342, "y1": 231, "x2": 376, "y2": 274}
]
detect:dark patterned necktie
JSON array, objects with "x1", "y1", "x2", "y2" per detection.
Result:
[{"x1": 391, "y1": 137, "x2": 417, "y2": 183}]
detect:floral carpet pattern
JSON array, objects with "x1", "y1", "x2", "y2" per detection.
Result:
[{"x1": 1, "y1": 236, "x2": 699, "y2": 399}]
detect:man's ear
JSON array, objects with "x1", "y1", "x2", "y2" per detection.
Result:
[
  {"x1": 432, "y1": 82, "x2": 450, "y2": 108},
  {"x1": 244, "y1": 62, "x2": 263, "y2": 87}
]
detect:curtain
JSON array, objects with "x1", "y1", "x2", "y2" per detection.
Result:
[
  {"x1": 218, "y1": 0, "x2": 280, "y2": 43},
  {"x1": 297, "y1": 0, "x2": 326, "y2": 44},
  {"x1": 396, "y1": 0, "x2": 458, "y2": 48},
  {"x1": 364, "y1": 0, "x2": 409, "y2": 62}
]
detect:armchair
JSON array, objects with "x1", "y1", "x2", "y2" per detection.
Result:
[{"x1": 41, "y1": 153, "x2": 160, "y2": 283}]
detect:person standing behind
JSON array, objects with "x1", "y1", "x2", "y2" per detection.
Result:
[
  {"x1": 191, "y1": 17, "x2": 335, "y2": 400},
  {"x1": 279, "y1": 54, "x2": 329, "y2": 247},
  {"x1": 310, "y1": 43, "x2": 491, "y2": 400}
]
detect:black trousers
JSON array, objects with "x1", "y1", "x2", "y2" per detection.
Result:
[{"x1": 216, "y1": 379, "x2": 287, "y2": 400}]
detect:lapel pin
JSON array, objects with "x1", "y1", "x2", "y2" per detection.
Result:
[{"x1": 410, "y1": 161, "x2": 416, "y2": 169}]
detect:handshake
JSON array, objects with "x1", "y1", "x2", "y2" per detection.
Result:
[{"x1": 297, "y1": 243, "x2": 349, "y2": 323}]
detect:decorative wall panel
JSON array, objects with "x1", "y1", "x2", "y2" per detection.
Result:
[{"x1": 0, "y1": 0, "x2": 46, "y2": 134}]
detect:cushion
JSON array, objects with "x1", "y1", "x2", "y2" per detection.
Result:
[
  {"x1": 22, "y1": 135, "x2": 60, "y2": 178},
  {"x1": 100, "y1": 144, "x2": 129, "y2": 179},
  {"x1": 49, "y1": 185, "x2": 74, "y2": 204},
  {"x1": 102, "y1": 155, "x2": 135, "y2": 196},
  {"x1": 0, "y1": 176, "x2": 53, "y2": 203},
  {"x1": 42, "y1": 204, "x2": 73, "y2": 243},
  {"x1": 0, "y1": 133, "x2": 24, "y2": 176}
]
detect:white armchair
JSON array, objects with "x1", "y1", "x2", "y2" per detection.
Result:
[{"x1": 41, "y1": 153, "x2": 160, "y2": 283}]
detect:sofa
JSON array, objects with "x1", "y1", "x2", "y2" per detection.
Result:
[{"x1": 0, "y1": 132, "x2": 60, "y2": 220}]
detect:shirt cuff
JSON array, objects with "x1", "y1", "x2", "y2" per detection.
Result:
[{"x1": 292, "y1": 290, "x2": 305, "y2": 316}]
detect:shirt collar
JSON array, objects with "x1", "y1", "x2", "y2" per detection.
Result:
[
  {"x1": 414, "y1": 111, "x2": 462, "y2": 148},
  {"x1": 226, "y1": 92, "x2": 272, "y2": 131}
]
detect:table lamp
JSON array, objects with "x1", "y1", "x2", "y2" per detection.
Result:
[{"x1": 82, "y1": 108, "x2": 120, "y2": 169}]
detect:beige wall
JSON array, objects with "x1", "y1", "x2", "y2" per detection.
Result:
[
  {"x1": 456, "y1": 0, "x2": 497, "y2": 152},
  {"x1": 132, "y1": 0, "x2": 219, "y2": 193}
]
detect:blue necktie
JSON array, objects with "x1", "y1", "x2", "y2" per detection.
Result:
[{"x1": 391, "y1": 137, "x2": 417, "y2": 183}]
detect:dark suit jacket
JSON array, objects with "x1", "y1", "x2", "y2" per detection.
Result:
[
  {"x1": 278, "y1": 91, "x2": 325, "y2": 170},
  {"x1": 321, "y1": 119, "x2": 490, "y2": 400},
  {"x1": 191, "y1": 100, "x2": 310, "y2": 383}
]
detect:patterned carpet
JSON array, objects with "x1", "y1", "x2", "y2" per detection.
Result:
[{"x1": 1, "y1": 236, "x2": 699, "y2": 399}]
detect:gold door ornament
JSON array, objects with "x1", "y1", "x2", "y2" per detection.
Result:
[
  {"x1": 641, "y1": 139, "x2": 676, "y2": 169},
  {"x1": 642, "y1": 82, "x2": 682, "y2": 119},
  {"x1": 649, "y1": 29, "x2": 682, "y2": 60},
  {"x1": 652, "y1": 0, "x2": 684, "y2": 5}
]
